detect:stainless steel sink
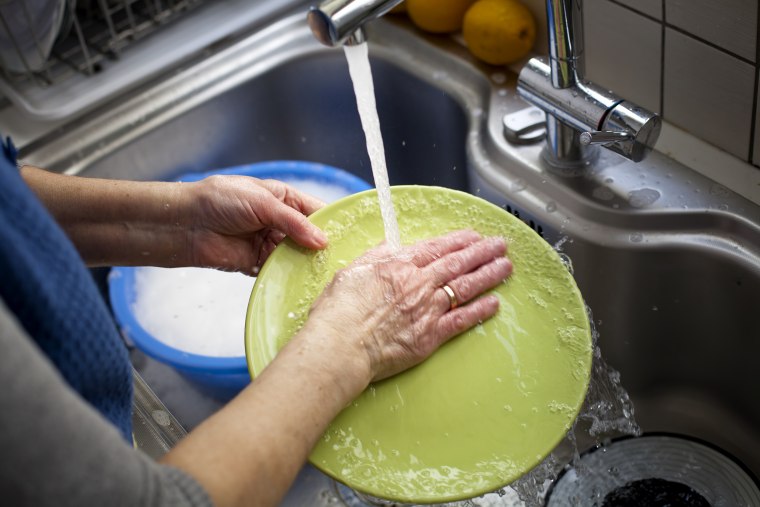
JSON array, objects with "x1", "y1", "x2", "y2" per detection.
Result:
[{"x1": 20, "y1": 5, "x2": 760, "y2": 503}]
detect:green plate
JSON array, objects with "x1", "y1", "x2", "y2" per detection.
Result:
[{"x1": 245, "y1": 186, "x2": 592, "y2": 504}]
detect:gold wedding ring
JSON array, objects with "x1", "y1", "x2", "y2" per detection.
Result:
[{"x1": 442, "y1": 284, "x2": 458, "y2": 311}]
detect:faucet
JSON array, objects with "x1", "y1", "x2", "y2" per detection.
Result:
[
  {"x1": 516, "y1": 0, "x2": 661, "y2": 169},
  {"x1": 307, "y1": 0, "x2": 404, "y2": 46}
]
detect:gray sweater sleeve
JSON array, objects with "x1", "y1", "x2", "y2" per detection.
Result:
[{"x1": 0, "y1": 299, "x2": 213, "y2": 507}]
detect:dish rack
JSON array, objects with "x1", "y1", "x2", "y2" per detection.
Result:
[
  {"x1": 0, "y1": 0, "x2": 303, "y2": 120},
  {"x1": 0, "y1": 0, "x2": 203, "y2": 86}
]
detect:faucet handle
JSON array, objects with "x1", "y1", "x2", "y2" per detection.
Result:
[{"x1": 579, "y1": 130, "x2": 632, "y2": 146}]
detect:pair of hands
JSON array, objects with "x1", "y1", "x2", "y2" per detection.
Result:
[
  {"x1": 160, "y1": 174, "x2": 513, "y2": 507},
  {"x1": 187, "y1": 175, "x2": 512, "y2": 383}
]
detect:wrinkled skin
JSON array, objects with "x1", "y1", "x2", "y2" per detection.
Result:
[
  {"x1": 308, "y1": 229, "x2": 513, "y2": 381},
  {"x1": 185, "y1": 175, "x2": 328, "y2": 274}
]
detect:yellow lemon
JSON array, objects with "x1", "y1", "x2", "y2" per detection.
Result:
[
  {"x1": 406, "y1": 0, "x2": 479, "y2": 34},
  {"x1": 463, "y1": 0, "x2": 537, "y2": 65}
]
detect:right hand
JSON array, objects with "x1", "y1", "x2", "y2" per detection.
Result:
[{"x1": 305, "y1": 229, "x2": 513, "y2": 383}]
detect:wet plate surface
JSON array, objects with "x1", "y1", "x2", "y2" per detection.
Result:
[{"x1": 246, "y1": 186, "x2": 593, "y2": 504}]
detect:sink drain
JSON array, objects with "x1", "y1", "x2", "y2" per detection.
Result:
[
  {"x1": 599, "y1": 477, "x2": 709, "y2": 506},
  {"x1": 545, "y1": 433, "x2": 760, "y2": 506}
]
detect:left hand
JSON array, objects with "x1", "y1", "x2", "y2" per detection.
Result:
[{"x1": 181, "y1": 175, "x2": 328, "y2": 274}]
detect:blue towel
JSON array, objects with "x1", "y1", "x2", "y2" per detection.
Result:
[{"x1": 0, "y1": 138, "x2": 132, "y2": 441}]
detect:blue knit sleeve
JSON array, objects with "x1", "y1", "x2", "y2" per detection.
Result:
[
  {"x1": 0, "y1": 139, "x2": 134, "y2": 441},
  {"x1": 2, "y1": 135, "x2": 18, "y2": 167}
]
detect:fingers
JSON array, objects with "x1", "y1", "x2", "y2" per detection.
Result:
[
  {"x1": 253, "y1": 178, "x2": 328, "y2": 249},
  {"x1": 256, "y1": 178, "x2": 326, "y2": 216},
  {"x1": 435, "y1": 295, "x2": 501, "y2": 343},
  {"x1": 250, "y1": 229, "x2": 286, "y2": 272},
  {"x1": 405, "y1": 229, "x2": 483, "y2": 267},
  {"x1": 436, "y1": 256, "x2": 512, "y2": 311},
  {"x1": 425, "y1": 236, "x2": 508, "y2": 287},
  {"x1": 258, "y1": 197, "x2": 328, "y2": 250}
]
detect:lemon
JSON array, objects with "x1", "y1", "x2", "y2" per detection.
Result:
[
  {"x1": 406, "y1": 0, "x2": 479, "y2": 34},
  {"x1": 463, "y1": 0, "x2": 536, "y2": 65}
]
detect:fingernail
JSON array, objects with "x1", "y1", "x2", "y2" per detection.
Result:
[
  {"x1": 495, "y1": 256, "x2": 513, "y2": 273},
  {"x1": 315, "y1": 230, "x2": 328, "y2": 247}
]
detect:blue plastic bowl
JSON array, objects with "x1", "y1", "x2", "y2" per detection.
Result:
[{"x1": 109, "y1": 161, "x2": 372, "y2": 401}]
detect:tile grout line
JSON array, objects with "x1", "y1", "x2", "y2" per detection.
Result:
[
  {"x1": 748, "y1": 4, "x2": 760, "y2": 166},
  {"x1": 608, "y1": 0, "x2": 660, "y2": 23},
  {"x1": 609, "y1": 0, "x2": 756, "y2": 66},
  {"x1": 660, "y1": 0, "x2": 666, "y2": 117}
]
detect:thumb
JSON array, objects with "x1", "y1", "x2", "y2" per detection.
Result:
[{"x1": 261, "y1": 197, "x2": 328, "y2": 250}]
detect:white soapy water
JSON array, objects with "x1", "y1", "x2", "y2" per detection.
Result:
[
  {"x1": 132, "y1": 267, "x2": 254, "y2": 357},
  {"x1": 130, "y1": 178, "x2": 356, "y2": 357},
  {"x1": 343, "y1": 43, "x2": 401, "y2": 250}
]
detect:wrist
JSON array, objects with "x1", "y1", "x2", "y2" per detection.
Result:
[{"x1": 287, "y1": 319, "x2": 373, "y2": 405}]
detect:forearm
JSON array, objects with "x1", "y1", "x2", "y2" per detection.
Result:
[
  {"x1": 21, "y1": 165, "x2": 191, "y2": 266},
  {"x1": 161, "y1": 322, "x2": 371, "y2": 507}
]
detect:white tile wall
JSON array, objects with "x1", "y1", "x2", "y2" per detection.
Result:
[
  {"x1": 664, "y1": 29, "x2": 755, "y2": 159},
  {"x1": 584, "y1": 0, "x2": 661, "y2": 113},
  {"x1": 521, "y1": 0, "x2": 760, "y2": 167},
  {"x1": 666, "y1": 0, "x2": 757, "y2": 62}
]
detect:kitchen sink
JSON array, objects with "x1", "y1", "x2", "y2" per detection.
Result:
[{"x1": 19, "y1": 5, "x2": 760, "y2": 504}]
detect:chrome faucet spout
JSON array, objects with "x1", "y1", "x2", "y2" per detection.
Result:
[
  {"x1": 516, "y1": 0, "x2": 661, "y2": 168},
  {"x1": 308, "y1": 0, "x2": 403, "y2": 47},
  {"x1": 547, "y1": 0, "x2": 584, "y2": 89}
]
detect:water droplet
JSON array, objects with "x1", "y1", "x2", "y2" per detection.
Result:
[
  {"x1": 592, "y1": 186, "x2": 615, "y2": 201},
  {"x1": 511, "y1": 179, "x2": 527, "y2": 192},
  {"x1": 558, "y1": 252, "x2": 574, "y2": 274},
  {"x1": 709, "y1": 183, "x2": 730, "y2": 197},
  {"x1": 491, "y1": 72, "x2": 506, "y2": 84},
  {"x1": 627, "y1": 188, "x2": 660, "y2": 208},
  {"x1": 629, "y1": 232, "x2": 643, "y2": 243},
  {"x1": 545, "y1": 201, "x2": 557, "y2": 212}
]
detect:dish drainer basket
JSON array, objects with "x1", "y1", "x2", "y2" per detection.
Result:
[
  {"x1": 0, "y1": 0, "x2": 203, "y2": 86},
  {"x1": 0, "y1": 0, "x2": 301, "y2": 120}
]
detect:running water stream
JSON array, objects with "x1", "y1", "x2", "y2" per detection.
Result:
[{"x1": 343, "y1": 43, "x2": 401, "y2": 250}]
